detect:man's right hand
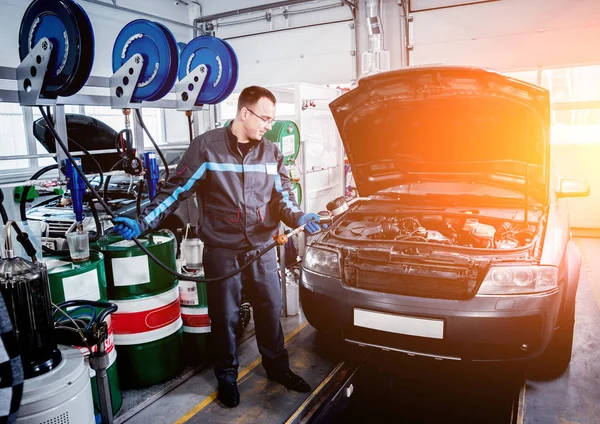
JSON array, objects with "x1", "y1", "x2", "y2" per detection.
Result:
[{"x1": 113, "y1": 217, "x2": 141, "y2": 240}]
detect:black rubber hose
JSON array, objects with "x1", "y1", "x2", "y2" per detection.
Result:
[
  {"x1": 136, "y1": 179, "x2": 144, "y2": 217},
  {"x1": 0, "y1": 190, "x2": 8, "y2": 225},
  {"x1": 187, "y1": 113, "x2": 194, "y2": 144},
  {"x1": 0, "y1": 205, "x2": 8, "y2": 226},
  {"x1": 55, "y1": 299, "x2": 117, "y2": 325},
  {"x1": 102, "y1": 159, "x2": 124, "y2": 202},
  {"x1": 69, "y1": 138, "x2": 104, "y2": 190},
  {"x1": 4, "y1": 221, "x2": 38, "y2": 260},
  {"x1": 103, "y1": 176, "x2": 111, "y2": 202},
  {"x1": 134, "y1": 109, "x2": 170, "y2": 180},
  {"x1": 45, "y1": 107, "x2": 104, "y2": 189},
  {"x1": 89, "y1": 200, "x2": 102, "y2": 243},
  {"x1": 40, "y1": 107, "x2": 277, "y2": 283},
  {"x1": 20, "y1": 164, "x2": 59, "y2": 221},
  {"x1": 116, "y1": 129, "x2": 129, "y2": 158}
]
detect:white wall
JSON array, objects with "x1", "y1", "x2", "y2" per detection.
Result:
[
  {"x1": 551, "y1": 144, "x2": 600, "y2": 230},
  {"x1": 199, "y1": 0, "x2": 356, "y2": 87},
  {"x1": 407, "y1": 0, "x2": 600, "y2": 70},
  {"x1": 1, "y1": 0, "x2": 192, "y2": 76}
]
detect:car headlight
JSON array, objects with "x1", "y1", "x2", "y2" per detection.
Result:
[
  {"x1": 303, "y1": 246, "x2": 340, "y2": 278},
  {"x1": 477, "y1": 265, "x2": 558, "y2": 295}
]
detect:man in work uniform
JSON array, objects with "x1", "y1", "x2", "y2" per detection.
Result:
[{"x1": 113, "y1": 86, "x2": 322, "y2": 407}]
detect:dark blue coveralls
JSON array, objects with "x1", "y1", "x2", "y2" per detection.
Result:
[{"x1": 136, "y1": 125, "x2": 304, "y2": 383}]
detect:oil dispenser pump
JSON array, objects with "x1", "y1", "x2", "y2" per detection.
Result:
[
  {"x1": 118, "y1": 109, "x2": 143, "y2": 176},
  {"x1": 144, "y1": 152, "x2": 160, "y2": 200},
  {"x1": 64, "y1": 157, "x2": 86, "y2": 229}
]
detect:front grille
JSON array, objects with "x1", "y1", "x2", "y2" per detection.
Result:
[
  {"x1": 344, "y1": 261, "x2": 481, "y2": 300},
  {"x1": 46, "y1": 220, "x2": 74, "y2": 237}
]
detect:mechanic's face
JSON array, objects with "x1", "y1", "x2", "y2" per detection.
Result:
[{"x1": 242, "y1": 97, "x2": 275, "y2": 141}]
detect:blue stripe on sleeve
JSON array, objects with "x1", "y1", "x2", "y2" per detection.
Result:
[
  {"x1": 274, "y1": 174, "x2": 301, "y2": 213},
  {"x1": 144, "y1": 161, "x2": 294, "y2": 226},
  {"x1": 145, "y1": 162, "x2": 208, "y2": 224}
]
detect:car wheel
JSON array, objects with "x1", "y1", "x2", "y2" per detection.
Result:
[{"x1": 531, "y1": 312, "x2": 575, "y2": 379}]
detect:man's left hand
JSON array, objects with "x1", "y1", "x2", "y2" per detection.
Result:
[{"x1": 297, "y1": 213, "x2": 325, "y2": 235}]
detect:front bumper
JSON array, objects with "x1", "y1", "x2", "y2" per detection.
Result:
[{"x1": 300, "y1": 269, "x2": 561, "y2": 362}]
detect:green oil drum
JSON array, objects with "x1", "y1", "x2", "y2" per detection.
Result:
[
  {"x1": 93, "y1": 233, "x2": 178, "y2": 300},
  {"x1": 178, "y1": 266, "x2": 211, "y2": 363},
  {"x1": 92, "y1": 233, "x2": 183, "y2": 388},
  {"x1": 46, "y1": 252, "x2": 108, "y2": 302},
  {"x1": 45, "y1": 252, "x2": 122, "y2": 417},
  {"x1": 264, "y1": 120, "x2": 300, "y2": 165}
]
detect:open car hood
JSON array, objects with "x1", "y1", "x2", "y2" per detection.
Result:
[{"x1": 329, "y1": 66, "x2": 551, "y2": 203}]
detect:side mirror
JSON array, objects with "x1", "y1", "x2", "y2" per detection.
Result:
[{"x1": 557, "y1": 178, "x2": 590, "y2": 198}]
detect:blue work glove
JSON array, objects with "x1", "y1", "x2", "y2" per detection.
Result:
[
  {"x1": 113, "y1": 217, "x2": 141, "y2": 240},
  {"x1": 298, "y1": 213, "x2": 325, "y2": 235}
]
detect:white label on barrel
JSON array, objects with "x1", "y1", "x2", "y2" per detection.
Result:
[
  {"x1": 63, "y1": 269, "x2": 101, "y2": 301},
  {"x1": 45, "y1": 259, "x2": 72, "y2": 270},
  {"x1": 112, "y1": 255, "x2": 150, "y2": 286},
  {"x1": 110, "y1": 240, "x2": 138, "y2": 248},
  {"x1": 281, "y1": 134, "x2": 295, "y2": 157},
  {"x1": 178, "y1": 280, "x2": 199, "y2": 306}
]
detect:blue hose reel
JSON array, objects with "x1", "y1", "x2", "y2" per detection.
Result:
[
  {"x1": 111, "y1": 21, "x2": 238, "y2": 108},
  {"x1": 18, "y1": 0, "x2": 95, "y2": 102},
  {"x1": 178, "y1": 36, "x2": 239, "y2": 106},
  {"x1": 111, "y1": 19, "x2": 179, "y2": 104},
  {"x1": 17, "y1": 0, "x2": 239, "y2": 108}
]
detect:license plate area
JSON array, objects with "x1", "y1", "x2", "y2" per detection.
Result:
[{"x1": 353, "y1": 308, "x2": 444, "y2": 340}]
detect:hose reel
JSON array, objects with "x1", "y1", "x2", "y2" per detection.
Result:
[
  {"x1": 110, "y1": 19, "x2": 180, "y2": 108},
  {"x1": 17, "y1": 0, "x2": 95, "y2": 104},
  {"x1": 176, "y1": 35, "x2": 239, "y2": 110}
]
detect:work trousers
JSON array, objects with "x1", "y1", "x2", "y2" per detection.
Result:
[{"x1": 204, "y1": 245, "x2": 289, "y2": 384}]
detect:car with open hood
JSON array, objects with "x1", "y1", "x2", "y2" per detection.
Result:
[{"x1": 300, "y1": 66, "x2": 589, "y2": 376}]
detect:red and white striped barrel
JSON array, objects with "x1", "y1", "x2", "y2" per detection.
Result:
[
  {"x1": 111, "y1": 286, "x2": 182, "y2": 346},
  {"x1": 177, "y1": 264, "x2": 211, "y2": 358},
  {"x1": 110, "y1": 286, "x2": 183, "y2": 387},
  {"x1": 181, "y1": 305, "x2": 211, "y2": 334}
]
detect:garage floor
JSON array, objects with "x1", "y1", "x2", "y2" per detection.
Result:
[
  {"x1": 523, "y1": 237, "x2": 600, "y2": 424},
  {"x1": 118, "y1": 238, "x2": 600, "y2": 424}
]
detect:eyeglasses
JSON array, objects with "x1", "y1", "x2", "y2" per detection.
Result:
[{"x1": 246, "y1": 108, "x2": 275, "y2": 126}]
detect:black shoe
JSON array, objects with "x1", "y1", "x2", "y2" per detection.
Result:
[
  {"x1": 217, "y1": 381, "x2": 240, "y2": 407},
  {"x1": 268, "y1": 370, "x2": 311, "y2": 392}
]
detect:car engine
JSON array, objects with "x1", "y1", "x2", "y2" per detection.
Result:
[{"x1": 332, "y1": 214, "x2": 538, "y2": 249}]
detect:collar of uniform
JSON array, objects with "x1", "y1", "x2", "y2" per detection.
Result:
[{"x1": 225, "y1": 122, "x2": 266, "y2": 153}]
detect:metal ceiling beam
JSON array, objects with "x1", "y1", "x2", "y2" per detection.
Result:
[
  {"x1": 196, "y1": 0, "x2": 330, "y2": 23},
  {"x1": 80, "y1": 0, "x2": 198, "y2": 30}
]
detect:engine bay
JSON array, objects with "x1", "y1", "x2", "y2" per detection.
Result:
[{"x1": 331, "y1": 212, "x2": 539, "y2": 250}]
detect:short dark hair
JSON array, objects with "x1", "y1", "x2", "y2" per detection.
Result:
[{"x1": 237, "y1": 86, "x2": 276, "y2": 112}]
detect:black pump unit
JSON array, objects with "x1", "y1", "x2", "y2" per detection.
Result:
[{"x1": 0, "y1": 255, "x2": 61, "y2": 378}]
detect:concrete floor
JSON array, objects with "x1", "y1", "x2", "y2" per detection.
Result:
[
  {"x1": 118, "y1": 238, "x2": 600, "y2": 424},
  {"x1": 120, "y1": 313, "x2": 336, "y2": 424},
  {"x1": 524, "y1": 238, "x2": 600, "y2": 424}
]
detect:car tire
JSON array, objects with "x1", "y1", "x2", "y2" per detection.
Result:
[{"x1": 530, "y1": 312, "x2": 575, "y2": 380}]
